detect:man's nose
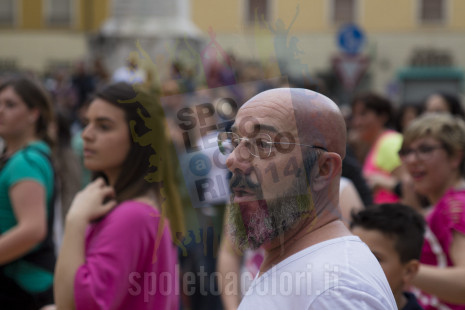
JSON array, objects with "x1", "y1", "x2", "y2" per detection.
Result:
[{"x1": 226, "y1": 143, "x2": 254, "y2": 173}]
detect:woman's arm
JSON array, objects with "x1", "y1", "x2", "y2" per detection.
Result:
[
  {"x1": 0, "y1": 181, "x2": 47, "y2": 264},
  {"x1": 412, "y1": 231, "x2": 465, "y2": 304},
  {"x1": 54, "y1": 178, "x2": 116, "y2": 310},
  {"x1": 54, "y1": 216, "x2": 87, "y2": 310}
]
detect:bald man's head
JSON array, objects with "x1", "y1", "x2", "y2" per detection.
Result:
[
  {"x1": 243, "y1": 88, "x2": 347, "y2": 159},
  {"x1": 226, "y1": 88, "x2": 346, "y2": 250}
]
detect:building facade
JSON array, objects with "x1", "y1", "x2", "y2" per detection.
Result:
[
  {"x1": 0, "y1": 0, "x2": 463, "y2": 103},
  {"x1": 192, "y1": 0, "x2": 465, "y2": 103},
  {"x1": 0, "y1": 0, "x2": 109, "y2": 72}
]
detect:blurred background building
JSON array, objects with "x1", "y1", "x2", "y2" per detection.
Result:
[
  {"x1": 0, "y1": 0, "x2": 105, "y2": 71},
  {"x1": 0, "y1": 0, "x2": 463, "y2": 104}
]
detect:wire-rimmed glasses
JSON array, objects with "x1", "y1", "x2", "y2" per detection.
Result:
[{"x1": 217, "y1": 132, "x2": 328, "y2": 159}]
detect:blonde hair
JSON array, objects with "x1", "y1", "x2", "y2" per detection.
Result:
[{"x1": 402, "y1": 113, "x2": 465, "y2": 175}]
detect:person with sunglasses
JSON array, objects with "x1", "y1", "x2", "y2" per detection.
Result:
[
  {"x1": 218, "y1": 88, "x2": 396, "y2": 309},
  {"x1": 399, "y1": 113, "x2": 465, "y2": 310}
]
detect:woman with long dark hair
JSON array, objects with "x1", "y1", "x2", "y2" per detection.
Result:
[{"x1": 54, "y1": 82, "x2": 184, "y2": 309}]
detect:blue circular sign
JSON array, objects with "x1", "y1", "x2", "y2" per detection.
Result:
[
  {"x1": 189, "y1": 154, "x2": 212, "y2": 177},
  {"x1": 337, "y1": 24, "x2": 365, "y2": 55}
]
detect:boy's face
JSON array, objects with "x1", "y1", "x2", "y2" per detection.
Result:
[{"x1": 351, "y1": 227, "x2": 406, "y2": 296}]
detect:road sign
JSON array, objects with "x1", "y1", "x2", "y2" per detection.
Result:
[
  {"x1": 337, "y1": 24, "x2": 365, "y2": 55},
  {"x1": 332, "y1": 54, "x2": 369, "y2": 91}
]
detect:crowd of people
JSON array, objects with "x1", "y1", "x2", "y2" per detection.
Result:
[{"x1": 0, "y1": 51, "x2": 464, "y2": 310}]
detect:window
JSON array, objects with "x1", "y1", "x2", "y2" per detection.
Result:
[
  {"x1": 420, "y1": 0, "x2": 445, "y2": 23},
  {"x1": 0, "y1": 58, "x2": 18, "y2": 72},
  {"x1": 0, "y1": 0, "x2": 15, "y2": 26},
  {"x1": 112, "y1": 0, "x2": 177, "y2": 19},
  {"x1": 332, "y1": 0, "x2": 356, "y2": 24},
  {"x1": 45, "y1": 0, "x2": 72, "y2": 26},
  {"x1": 246, "y1": 0, "x2": 270, "y2": 26}
]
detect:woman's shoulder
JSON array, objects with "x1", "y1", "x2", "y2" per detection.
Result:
[
  {"x1": 431, "y1": 188, "x2": 465, "y2": 232},
  {"x1": 89, "y1": 201, "x2": 163, "y2": 241},
  {"x1": 105, "y1": 200, "x2": 161, "y2": 225},
  {"x1": 9, "y1": 141, "x2": 51, "y2": 165},
  {"x1": 113, "y1": 200, "x2": 157, "y2": 213},
  {"x1": 23, "y1": 141, "x2": 51, "y2": 155},
  {"x1": 4, "y1": 141, "x2": 53, "y2": 183},
  {"x1": 434, "y1": 188, "x2": 465, "y2": 218},
  {"x1": 442, "y1": 188, "x2": 465, "y2": 202}
]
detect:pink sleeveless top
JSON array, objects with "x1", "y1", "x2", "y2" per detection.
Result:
[{"x1": 413, "y1": 188, "x2": 465, "y2": 310}]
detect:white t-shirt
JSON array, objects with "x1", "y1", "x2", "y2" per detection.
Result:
[
  {"x1": 339, "y1": 176, "x2": 351, "y2": 195},
  {"x1": 238, "y1": 236, "x2": 397, "y2": 310}
]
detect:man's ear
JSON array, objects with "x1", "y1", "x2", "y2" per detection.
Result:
[
  {"x1": 402, "y1": 259, "x2": 420, "y2": 286},
  {"x1": 312, "y1": 152, "x2": 342, "y2": 192}
]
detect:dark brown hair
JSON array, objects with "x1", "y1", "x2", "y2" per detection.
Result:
[
  {"x1": 351, "y1": 92, "x2": 394, "y2": 128},
  {"x1": 426, "y1": 91, "x2": 465, "y2": 119},
  {"x1": 91, "y1": 82, "x2": 185, "y2": 236},
  {"x1": 0, "y1": 76, "x2": 55, "y2": 146},
  {"x1": 351, "y1": 203, "x2": 425, "y2": 263}
]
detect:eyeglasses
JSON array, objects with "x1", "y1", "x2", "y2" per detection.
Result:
[
  {"x1": 398, "y1": 144, "x2": 445, "y2": 161},
  {"x1": 217, "y1": 132, "x2": 328, "y2": 159}
]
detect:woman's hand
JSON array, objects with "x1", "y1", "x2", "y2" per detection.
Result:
[{"x1": 66, "y1": 178, "x2": 117, "y2": 223}]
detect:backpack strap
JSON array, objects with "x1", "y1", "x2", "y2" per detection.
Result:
[{"x1": 19, "y1": 146, "x2": 56, "y2": 273}]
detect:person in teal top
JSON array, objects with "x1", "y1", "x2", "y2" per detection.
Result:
[{"x1": 0, "y1": 76, "x2": 56, "y2": 309}]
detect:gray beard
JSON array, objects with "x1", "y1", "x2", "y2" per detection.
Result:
[{"x1": 228, "y1": 179, "x2": 312, "y2": 251}]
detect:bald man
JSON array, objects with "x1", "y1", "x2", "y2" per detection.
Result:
[{"x1": 218, "y1": 88, "x2": 396, "y2": 309}]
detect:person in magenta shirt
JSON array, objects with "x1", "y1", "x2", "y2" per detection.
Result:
[
  {"x1": 54, "y1": 82, "x2": 184, "y2": 309},
  {"x1": 400, "y1": 113, "x2": 465, "y2": 310}
]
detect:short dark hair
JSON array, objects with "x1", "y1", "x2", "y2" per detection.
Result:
[
  {"x1": 427, "y1": 91, "x2": 465, "y2": 119},
  {"x1": 350, "y1": 203, "x2": 425, "y2": 263},
  {"x1": 351, "y1": 92, "x2": 394, "y2": 128},
  {"x1": 395, "y1": 102, "x2": 424, "y2": 133}
]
